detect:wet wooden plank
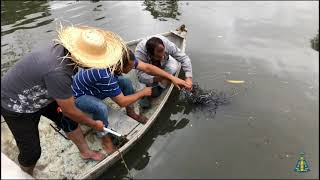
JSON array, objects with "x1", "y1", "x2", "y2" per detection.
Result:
[{"x1": 107, "y1": 107, "x2": 140, "y2": 136}]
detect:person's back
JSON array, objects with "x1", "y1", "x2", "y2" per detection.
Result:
[
  {"x1": 72, "y1": 68, "x2": 121, "y2": 100},
  {"x1": 1, "y1": 42, "x2": 75, "y2": 113}
]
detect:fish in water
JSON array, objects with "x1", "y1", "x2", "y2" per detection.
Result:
[
  {"x1": 179, "y1": 83, "x2": 231, "y2": 116},
  {"x1": 180, "y1": 83, "x2": 230, "y2": 105}
]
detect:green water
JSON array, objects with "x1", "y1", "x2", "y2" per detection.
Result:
[{"x1": 1, "y1": 1, "x2": 319, "y2": 179}]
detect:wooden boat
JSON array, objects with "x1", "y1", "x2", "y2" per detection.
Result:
[{"x1": 1, "y1": 25, "x2": 188, "y2": 179}]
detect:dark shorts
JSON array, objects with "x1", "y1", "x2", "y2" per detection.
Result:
[{"x1": 1, "y1": 101, "x2": 78, "y2": 167}]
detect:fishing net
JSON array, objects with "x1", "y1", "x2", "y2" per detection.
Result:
[
  {"x1": 179, "y1": 82, "x2": 243, "y2": 116},
  {"x1": 180, "y1": 82, "x2": 230, "y2": 106}
]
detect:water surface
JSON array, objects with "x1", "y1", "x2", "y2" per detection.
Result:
[{"x1": 1, "y1": 1, "x2": 319, "y2": 179}]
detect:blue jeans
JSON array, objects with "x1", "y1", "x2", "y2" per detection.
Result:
[
  {"x1": 63, "y1": 76, "x2": 135, "y2": 136},
  {"x1": 118, "y1": 76, "x2": 135, "y2": 108}
]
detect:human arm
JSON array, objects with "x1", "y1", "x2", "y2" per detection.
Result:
[
  {"x1": 44, "y1": 71, "x2": 104, "y2": 131},
  {"x1": 111, "y1": 87, "x2": 152, "y2": 107},
  {"x1": 185, "y1": 77, "x2": 193, "y2": 91},
  {"x1": 56, "y1": 97, "x2": 104, "y2": 131},
  {"x1": 168, "y1": 42, "x2": 193, "y2": 79},
  {"x1": 171, "y1": 46, "x2": 193, "y2": 90},
  {"x1": 136, "y1": 60, "x2": 190, "y2": 89}
]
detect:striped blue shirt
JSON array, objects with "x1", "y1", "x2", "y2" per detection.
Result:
[
  {"x1": 72, "y1": 59, "x2": 139, "y2": 99},
  {"x1": 72, "y1": 69, "x2": 121, "y2": 99}
]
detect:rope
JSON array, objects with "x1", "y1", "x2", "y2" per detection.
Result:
[
  {"x1": 109, "y1": 117, "x2": 148, "y2": 179},
  {"x1": 110, "y1": 134, "x2": 133, "y2": 180},
  {"x1": 115, "y1": 146, "x2": 133, "y2": 180}
]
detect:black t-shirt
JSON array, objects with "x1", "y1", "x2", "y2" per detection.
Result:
[{"x1": 1, "y1": 42, "x2": 76, "y2": 113}]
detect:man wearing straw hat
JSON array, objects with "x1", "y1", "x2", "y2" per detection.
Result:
[
  {"x1": 1, "y1": 25, "x2": 190, "y2": 175},
  {"x1": 0, "y1": 26, "x2": 117, "y2": 174}
]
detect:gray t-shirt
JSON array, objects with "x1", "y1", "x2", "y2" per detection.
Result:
[{"x1": 1, "y1": 42, "x2": 76, "y2": 113}]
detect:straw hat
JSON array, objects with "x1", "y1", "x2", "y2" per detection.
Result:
[{"x1": 57, "y1": 26, "x2": 127, "y2": 69}]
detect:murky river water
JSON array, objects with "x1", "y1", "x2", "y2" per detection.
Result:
[{"x1": 1, "y1": 1, "x2": 319, "y2": 179}]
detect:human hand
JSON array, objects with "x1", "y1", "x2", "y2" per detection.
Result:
[
  {"x1": 185, "y1": 77, "x2": 193, "y2": 91},
  {"x1": 94, "y1": 120, "x2": 105, "y2": 131},
  {"x1": 171, "y1": 76, "x2": 188, "y2": 90},
  {"x1": 142, "y1": 87, "x2": 152, "y2": 96}
]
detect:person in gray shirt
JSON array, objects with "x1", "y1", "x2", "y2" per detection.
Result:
[
  {"x1": 1, "y1": 26, "x2": 127, "y2": 175},
  {"x1": 135, "y1": 35, "x2": 193, "y2": 108}
]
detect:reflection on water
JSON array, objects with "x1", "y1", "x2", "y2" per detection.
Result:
[
  {"x1": 89, "y1": 0, "x2": 100, "y2": 3},
  {"x1": 99, "y1": 89, "x2": 190, "y2": 179},
  {"x1": 1, "y1": 1, "x2": 319, "y2": 179},
  {"x1": 142, "y1": 0, "x2": 181, "y2": 21},
  {"x1": 1, "y1": 1, "x2": 54, "y2": 77},
  {"x1": 311, "y1": 31, "x2": 319, "y2": 51},
  {"x1": 1, "y1": 1, "x2": 52, "y2": 36}
]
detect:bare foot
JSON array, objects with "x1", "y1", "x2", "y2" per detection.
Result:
[
  {"x1": 101, "y1": 135, "x2": 116, "y2": 154},
  {"x1": 80, "y1": 150, "x2": 104, "y2": 161},
  {"x1": 126, "y1": 108, "x2": 148, "y2": 124}
]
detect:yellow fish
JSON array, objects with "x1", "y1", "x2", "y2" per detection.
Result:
[{"x1": 226, "y1": 80, "x2": 245, "y2": 84}]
